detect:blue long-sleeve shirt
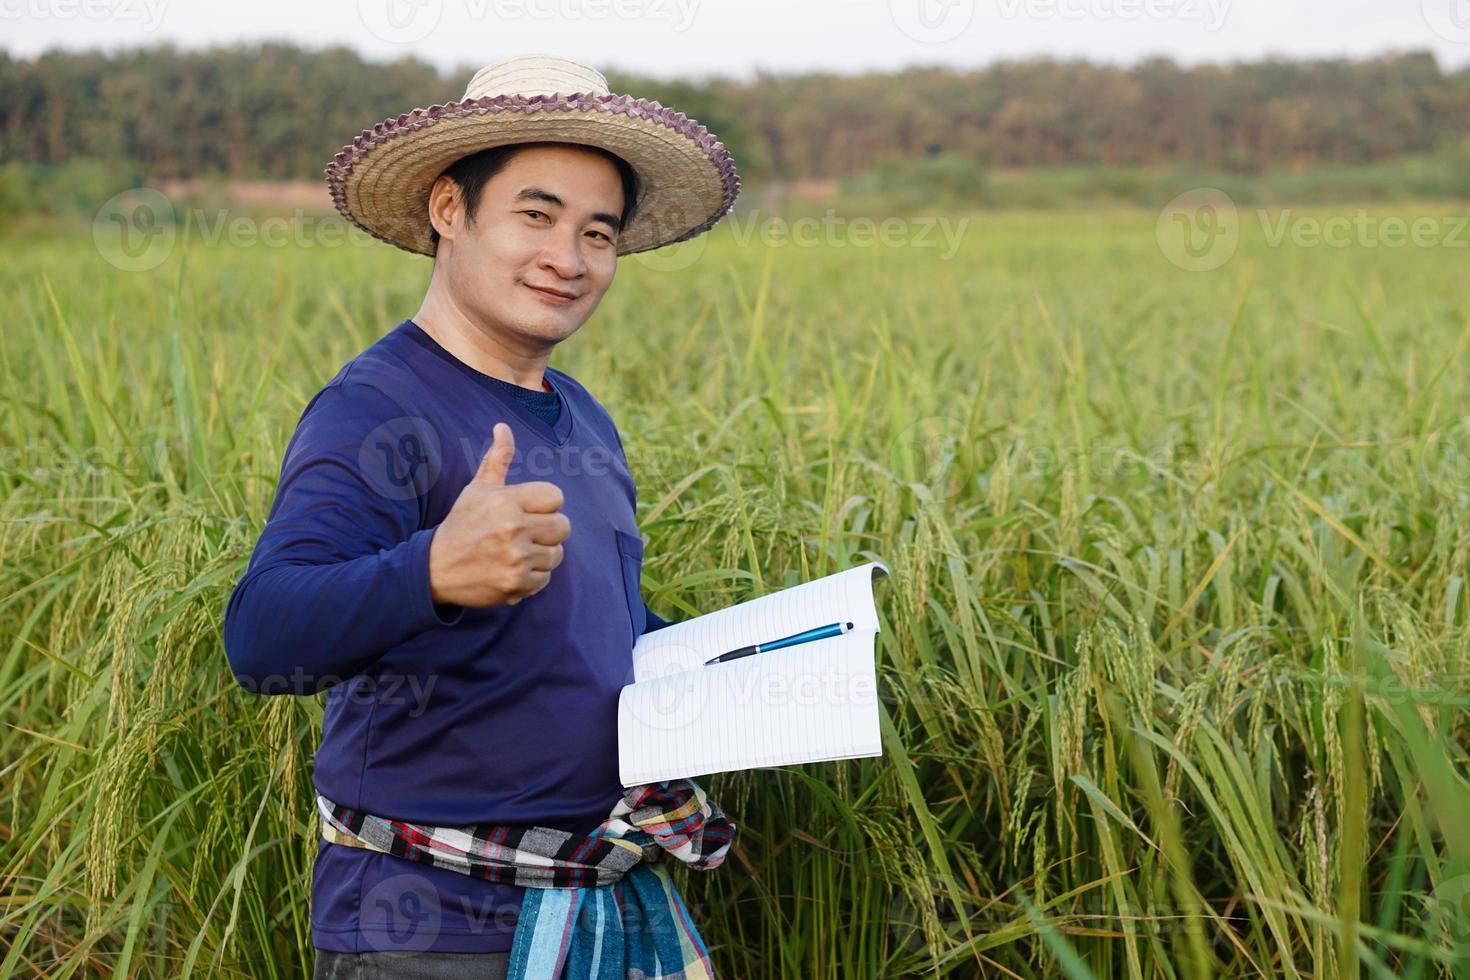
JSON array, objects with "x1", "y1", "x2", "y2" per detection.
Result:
[{"x1": 223, "y1": 319, "x2": 672, "y2": 953}]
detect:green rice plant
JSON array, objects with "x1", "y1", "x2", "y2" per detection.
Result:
[{"x1": 2, "y1": 201, "x2": 1468, "y2": 977}]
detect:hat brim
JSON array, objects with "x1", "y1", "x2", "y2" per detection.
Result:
[{"x1": 325, "y1": 92, "x2": 741, "y2": 258}]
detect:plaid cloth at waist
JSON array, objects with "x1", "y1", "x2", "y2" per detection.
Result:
[{"x1": 317, "y1": 778, "x2": 736, "y2": 979}]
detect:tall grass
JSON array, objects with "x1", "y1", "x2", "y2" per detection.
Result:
[{"x1": 1, "y1": 202, "x2": 1468, "y2": 977}]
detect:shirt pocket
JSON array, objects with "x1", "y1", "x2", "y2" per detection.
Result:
[{"x1": 614, "y1": 528, "x2": 648, "y2": 641}]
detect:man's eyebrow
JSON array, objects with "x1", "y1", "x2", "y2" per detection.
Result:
[{"x1": 513, "y1": 187, "x2": 621, "y2": 231}]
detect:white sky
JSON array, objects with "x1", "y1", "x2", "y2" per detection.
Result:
[{"x1": 3, "y1": 0, "x2": 1468, "y2": 78}]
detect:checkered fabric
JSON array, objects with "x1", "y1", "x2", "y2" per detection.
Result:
[{"x1": 317, "y1": 778, "x2": 736, "y2": 979}]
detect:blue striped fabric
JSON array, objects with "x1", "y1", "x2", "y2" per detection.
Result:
[{"x1": 510, "y1": 859, "x2": 713, "y2": 979}]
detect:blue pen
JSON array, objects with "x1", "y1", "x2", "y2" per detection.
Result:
[{"x1": 702, "y1": 621, "x2": 855, "y2": 666}]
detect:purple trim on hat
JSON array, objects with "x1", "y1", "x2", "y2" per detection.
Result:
[{"x1": 323, "y1": 91, "x2": 742, "y2": 256}]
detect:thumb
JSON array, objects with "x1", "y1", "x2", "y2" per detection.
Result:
[{"x1": 474, "y1": 422, "x2": 514, "y2": 487}]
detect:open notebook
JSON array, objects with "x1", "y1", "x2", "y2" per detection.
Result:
[{"x1": 616, "y1": 560, "x2": 891, "y2": 787}]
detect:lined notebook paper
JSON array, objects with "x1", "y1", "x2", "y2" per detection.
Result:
[{"x1": 616, "y1": 560, "x2": 890, "y2": 787}]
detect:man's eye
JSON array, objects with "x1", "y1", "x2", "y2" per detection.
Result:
[
  {"x1": 524, "y1": 210, "x2": 547, "y2": 221},
  {"x1": 589, "y1": 230, "x2": 612, "y2": 242}
]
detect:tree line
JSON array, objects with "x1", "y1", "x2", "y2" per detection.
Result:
[{"x1": 2, "y1": 43, "x2": 1467, "y2": 182}]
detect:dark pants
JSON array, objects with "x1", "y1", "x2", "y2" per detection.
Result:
[{"x1": 312, "y1": 948, "x2": 510, "y2": 979}]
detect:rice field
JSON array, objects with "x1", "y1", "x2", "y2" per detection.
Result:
[{"x1": 1, "y1": 199, "x2": 1469, "y2": 977}]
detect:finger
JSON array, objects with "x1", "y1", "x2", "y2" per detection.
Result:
[
  {"x1": 523, "y1": 512, "x2": 571, "y2": 545},
  {"x1": 527, "y1": 543, "x2": 563, "y2": 572},
  {"x1": 524, "y1": 568, "x2": 552, "y2": 595},
  {"x1": 514, "y1": 480, "x2": 565, "y2": 514},
  {"x1": 509, "y1": 568, "x2": 551, "y2": 599},
  {"x1": 474, "y1": 422, "x2": 515, "y2": 487}
]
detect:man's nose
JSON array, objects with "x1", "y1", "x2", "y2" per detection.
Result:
[{"x1": 539, "y1": 230, "x2": 588, "y2": 279}]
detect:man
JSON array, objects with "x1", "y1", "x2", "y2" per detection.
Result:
[{"x1": 223, "y1": 54, "x2": 739, "y2": 979}]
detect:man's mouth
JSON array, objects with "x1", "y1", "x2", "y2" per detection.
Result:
[{"x1": 525, "y1": 284, "x2": 579, "y2": 303}]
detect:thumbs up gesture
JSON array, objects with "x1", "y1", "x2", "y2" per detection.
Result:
[{"x1": 428, "y1": 422, "x2": 570, "y2": 608}]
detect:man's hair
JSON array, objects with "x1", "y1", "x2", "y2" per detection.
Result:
[{"x1": 428, "y1": 141, "x2": 641, "y2": 254}]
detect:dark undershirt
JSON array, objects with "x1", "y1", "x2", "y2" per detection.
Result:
[{"x1": 484, "y1": 371, "x2": 561, "y2": 426}]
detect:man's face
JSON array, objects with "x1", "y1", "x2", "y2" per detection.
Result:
[{"x1": 430, "y1": 143, "x2": 624, "y2": 350}]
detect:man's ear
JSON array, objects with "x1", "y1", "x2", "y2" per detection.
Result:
[{"x1": 427, "y1": 175, "x2": 459, "y2": 244}]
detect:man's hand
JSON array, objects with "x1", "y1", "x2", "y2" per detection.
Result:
[{"x1": 428, "y1": 422, "x2": 570, "y2": 608}]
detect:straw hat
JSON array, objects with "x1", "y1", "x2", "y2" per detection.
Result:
[{"x1": 324, "y1": 53, "x2": 741, "y2": 257}]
